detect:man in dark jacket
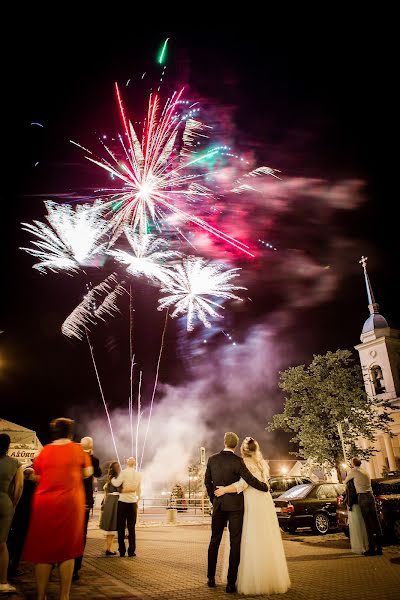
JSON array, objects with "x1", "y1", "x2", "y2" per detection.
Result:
[
  {"x1": 7, "y1": 466, "x2": 36, "y2": 577},
  {"x1": 73, "y1": 437, "x2": 102, "y2": 581},
  {"x1": 205, "y1": 432, "x2": 269, "y2": 593}
]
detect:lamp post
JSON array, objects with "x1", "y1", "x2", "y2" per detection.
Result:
[
  {"x1": 337, "y1": 422, "x2": 348, "y2": 465},
  {"x1": 188, "y1": 475, "x2": 199, "y2": 511},
  {"x1": 193, "y1": 476, "x2": 198, "y2": 511},
  {"x1": 199, "y1": 447, "x2": 206, "y2": 516}
]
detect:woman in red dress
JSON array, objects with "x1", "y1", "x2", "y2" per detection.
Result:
[{"x1": 23, "y1": 418, "x2": 93, "y2": 600}]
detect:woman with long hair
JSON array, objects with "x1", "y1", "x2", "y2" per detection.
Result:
[
  {"x1": 99, "y1": 461, "x2": 121, "y2": 555},
  {"x1": 23, "y1": 418, "x2": 93, "y2": 600},
  {"x1": 215, "y1": 437, "x2": 290, "y2": 596}
]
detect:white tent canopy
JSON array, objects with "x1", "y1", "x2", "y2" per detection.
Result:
[{"x1": 0, "y1": 418, "x2": 43, "y2": 465}]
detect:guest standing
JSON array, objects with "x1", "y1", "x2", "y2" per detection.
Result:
[
  {"x1": 344, "y1": 457, "x2": 383, "y2": 556},
  {"x1": 0, "y1": 433, "x2": 24, "y2": 594},
  {"x1": 73, "y1": 436, "x2": 102, "y2": 581},
  {"x1": 99, "y1": 461, "x2": 121, "y2": 555},
  {"x1": 111, "y1": 457, "x2": 141, "y2": 557},
  {"x1": 7, "y1": 465, "x2": 36, "y2": 577},
  {"x1": 345, "y1": 477, "x2": 368, "y2": 555},
  {"x1": 23, "y1": 418, "x2": 93, "y2": 600}
]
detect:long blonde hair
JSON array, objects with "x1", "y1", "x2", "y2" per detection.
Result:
[{"x1": 241, "y1": 437, "x2": 269, "y2": 481}]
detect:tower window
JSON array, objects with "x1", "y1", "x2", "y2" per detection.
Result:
[{"x1": 370, "y1": 365, "x2": 386, "y2": 395}]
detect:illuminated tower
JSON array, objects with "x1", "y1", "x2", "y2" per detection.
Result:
[{"x1": 354, "y1": 256, "x2": 400, "y2": 477}]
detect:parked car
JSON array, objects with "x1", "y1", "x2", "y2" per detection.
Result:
[
  {"x1": 337, "y1": 476, "x2": 400, "y2": 543},
  {"x1": 268, "y1": 476, "x2": 313, "y2": 499},
  {"x1": 274, "y1": 482, "x2": 345, "y2": 534}
]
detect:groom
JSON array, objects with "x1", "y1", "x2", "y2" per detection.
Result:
[{"x1": 205, "y1": 432, "x2": 269, "y2": 593}]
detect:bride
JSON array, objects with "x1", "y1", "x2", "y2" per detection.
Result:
[
  {"x1": 215, "y1": 437, "x2": 290, "y2": 596},
  {"x1": 345, "y1": 479, "x2": 368, "y2": 555}
]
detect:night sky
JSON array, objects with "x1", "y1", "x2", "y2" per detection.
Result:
[{"x1": 2, "y1": 19, "x2": 398, "y2": 466}]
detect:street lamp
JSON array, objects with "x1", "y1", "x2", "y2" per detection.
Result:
[
  {"x1": 188, "y1": 475, "x2": 199, "y2": 509},
  {"x1": 281, "y1": 466, "x2": 288, "y2": 475}
]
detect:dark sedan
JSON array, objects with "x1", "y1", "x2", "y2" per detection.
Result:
[
  {"x1": 337, "y1": 476, "x2": 400, "y2": 543},
  {"x1": 274, "y1": 482, "x2": 345, "y2": 534}
]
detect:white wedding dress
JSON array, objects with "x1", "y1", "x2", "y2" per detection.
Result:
[
  {"x1": 348, "y1": 504, "x2": 368, "y2": 554},
  {"x1": 222, "y1": 458, "x2": 291, "y2": 596}
]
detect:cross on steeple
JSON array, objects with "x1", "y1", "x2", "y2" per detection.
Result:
[{"x1": 359, "y1": 255, "x2": 377, "y2": 312}]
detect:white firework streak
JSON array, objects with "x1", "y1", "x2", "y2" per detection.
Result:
[
  {"x1": 158, "y1": 256, "x2": 246, "y2": 331},
  {"x1": 108, "y1": 230, "x2": 180, "y2": 283},
  {"x1": 62, "y1": 274, "x2": 125, "y2": 339},
  {"x1": 20, "y1": 200, "x2": 109, "y2": 274}
]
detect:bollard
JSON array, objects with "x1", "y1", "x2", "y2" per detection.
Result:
[{"x1": 166, "y1": 508, "x2": 177, "y2": 524}]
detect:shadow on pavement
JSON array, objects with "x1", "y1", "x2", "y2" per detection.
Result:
[
  {"x1": 287, "y1": 552, "x2": 355, "y2": 562},
  {"x1": 283, "y1": 530, "x2": 350, "y2": 549}
]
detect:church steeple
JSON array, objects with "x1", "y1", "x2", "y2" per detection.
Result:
[
  {"x1": 354, "y1": 257, "x2": 400, "y2": 479},
  {"x1": 359, "y1": 256, "x2": 389, "y2": 339}
]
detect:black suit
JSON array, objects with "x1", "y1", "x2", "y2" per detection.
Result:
[
  {"x1": 74, "y1": 454, "x2": 102, "y2": 575},
  {"x1": 205, "y1": 450, "x2": 269, "y2": 586}
]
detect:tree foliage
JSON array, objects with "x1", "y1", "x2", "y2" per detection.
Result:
[{"x1": 267, "y1": 350, "x2": 393, "y2": 480}]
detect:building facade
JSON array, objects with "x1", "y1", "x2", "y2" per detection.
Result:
[{"x1": 354, "y1": 257, "x2": 400, "y2": 478}]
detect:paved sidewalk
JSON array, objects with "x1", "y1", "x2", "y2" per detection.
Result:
[{"x1": 7, "y1": 525, "x2": 400, "y2": 599}]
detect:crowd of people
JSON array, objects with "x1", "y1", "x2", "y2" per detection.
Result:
[
  {"x1": 0, "y1": 421, "x2": 386, "y2": 598},
  {"x1": 0, "y1": 418, "x2": 141, "y2": 599}
]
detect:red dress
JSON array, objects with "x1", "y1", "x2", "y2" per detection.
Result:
[{"x1": 23, "y1": 442, "x2": 91, "y2": 564}]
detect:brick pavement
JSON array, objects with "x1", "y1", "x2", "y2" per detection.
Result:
[{"x1": 5, "y1": 525, "x2": 400, "y2": 600}]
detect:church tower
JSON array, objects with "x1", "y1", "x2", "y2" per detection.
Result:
[{"x1": 354, "y1": 256, "x2": 400, "y2": 477}]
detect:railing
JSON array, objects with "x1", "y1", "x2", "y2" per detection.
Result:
[{"x1": 94, "y1": 492, "x2": 212, "y2": 516}]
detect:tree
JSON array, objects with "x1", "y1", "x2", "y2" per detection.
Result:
[
  {"x1": 171, "y1": 483, "x2": 187, "y2": 512},
  {"x1": 267, "y1": 350, "x2": 393, "y2": 481}
]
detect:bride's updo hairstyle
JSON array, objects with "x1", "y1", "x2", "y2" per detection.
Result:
[{"x1": 241, "y1": 437, "x2": 259, "y2": 458}]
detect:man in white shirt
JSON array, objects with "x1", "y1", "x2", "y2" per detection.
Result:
[
  {"x1": 111, "y1": 457, "x2": 141, "y2": 557},
  {"x1": 344, "y1": 457, "x2": 383, "y2": 555}
]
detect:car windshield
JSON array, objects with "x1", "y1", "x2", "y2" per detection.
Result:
[
  {"x1": 277, "y1": 484, "x2": 313, "y2": 499},
  {"x1": 269, "y1": 480, "x2": 286, "y2": 492}
]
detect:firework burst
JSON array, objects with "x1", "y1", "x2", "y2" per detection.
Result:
[
  {"x1": 81, "y1": 84, "x2": 256, "y2": 257},
  {"x1": 20, "y1": 200, "x2": 109, "y2": 273},
  {"x1": 158, "y1": 256, "x2": 245, "y2": 331},
  {"x1": 108, "y1": 230, "x2": 179, "y2": 282}
]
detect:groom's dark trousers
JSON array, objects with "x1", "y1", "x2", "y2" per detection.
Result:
[
  {"x1": 205, "y1": 450, "x2": 269, "y2": 586},
  {"x1": 208, "y1": 505, "x2": 243, "y2": 585}
]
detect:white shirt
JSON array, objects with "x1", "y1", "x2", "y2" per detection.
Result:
[
  {"x1": 344, "y1": 466, "x2": 372, "y2": 493},
  {"x1": 112, "y1": 467, "x2": 141, "y2": 503}
]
